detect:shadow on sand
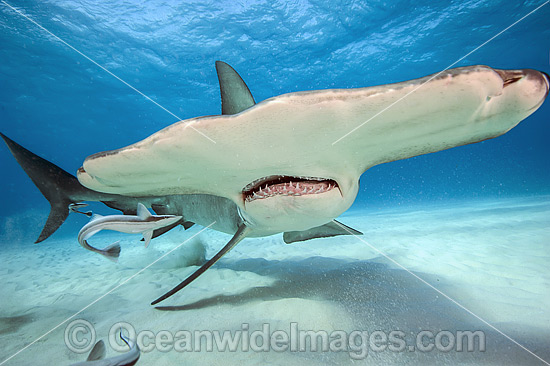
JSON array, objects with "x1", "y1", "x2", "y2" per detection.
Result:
[{"x1": 154, "y1": 255, "x2": 550, "y2": 365}]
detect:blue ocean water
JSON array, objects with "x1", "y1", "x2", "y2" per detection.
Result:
[
  {"x1": 0, "y1": 0, "x2": 549, "y2": 218},
  {"x1": 0, "y1": 2, "x2": 549, "y2": 365}
]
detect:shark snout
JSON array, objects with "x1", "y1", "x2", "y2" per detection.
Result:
[
  {"x1": 522, "y1": 69, "x2": 549, "y2": 106},
  {"x1": 493, "y1": 68, "x2": 549, "y2": 110},
  {"x1": 494, "y1": 69, "x2": 549, "y2": 98}
]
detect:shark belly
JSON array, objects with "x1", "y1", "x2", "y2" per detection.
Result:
[{"x1": 161, "y1": 194, "x2": 244, "y2": 235}]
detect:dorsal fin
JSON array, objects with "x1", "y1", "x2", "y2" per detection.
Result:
[
  {"x1": 137, "y1": 203, "x2": 151, "y2": 220},
  {"x1": 215, "y1": 61, "x2": 255, "y2": 115}
]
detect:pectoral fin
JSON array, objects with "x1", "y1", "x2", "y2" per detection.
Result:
[
  {"x1": 143, "y1": 230, "x2": 153, "y2": 248},
  {"x1": 283, "y1": 220, "x2": 362, "y2": 244},
  {"x1": 151, "y1": 223, "x2": 251, "y2": 305}
]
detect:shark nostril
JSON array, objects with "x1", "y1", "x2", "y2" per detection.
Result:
[
  {"x1": 503, "y1": 76, "x2": 522, "y2": 87},
  {"x1": 494, "y1": 69, "x2": 526, "y2": 88}
]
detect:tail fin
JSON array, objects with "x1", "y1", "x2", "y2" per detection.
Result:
[
  {"x1": 1, "y1": 133, "x2": 91, "y2": 243},
  {"x1": 100, "y1": 242, "x2": 121, "y2": 262}
]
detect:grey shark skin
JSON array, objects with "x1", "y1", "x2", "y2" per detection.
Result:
[
  {"x1": 69, "y1": 334, "x2": 139, "y2": 366},
  {"x1": 2, "y1": 63, "x2": 548, "y2": 304},
  {"x1": 77, "y1": 203, "x2": 182, "y2": 260}
]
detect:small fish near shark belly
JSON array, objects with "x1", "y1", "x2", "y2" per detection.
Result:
[{"x1": 77, "y1": 203, "x2": 182, "y2": 261}]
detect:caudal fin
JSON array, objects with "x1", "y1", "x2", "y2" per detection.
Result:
[
  {"x1": 101, "y1": 242, "x2": 121, "y2": 262},
  {"x1": 0, "y1": 133, "x2": 94, "y2": 243}
]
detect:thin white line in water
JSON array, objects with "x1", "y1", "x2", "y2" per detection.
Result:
[
  {"x1": 0, "y1": 0, "x2": 216, "y2": 144},
  {"x1": 332, "y1": 219, "x2": 550, "y2": 366},
  {"x1": 332, "y1": 1, "x2": 549, "y2": 145},
  {"x1": 0, "y1": 222, "x2": 216, "y2": 366}
]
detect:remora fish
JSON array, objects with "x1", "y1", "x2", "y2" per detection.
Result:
[
  {"x1": 77, "y1": 203, "x2": 182, "y2": 260},
  {"x1": 69, "y1": 333, "x2": 140, "y2": 366},
  {"x1": 2, "y1": 62, "x2": 548, "y2": 304}
]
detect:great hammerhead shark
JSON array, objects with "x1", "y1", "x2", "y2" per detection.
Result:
[{"x1": 2, "y1": 62, "x2": 548, "y2": 305}]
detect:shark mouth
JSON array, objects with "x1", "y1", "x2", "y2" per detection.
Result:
[{"x1": 243, "y1": 176, "x2": 339, "y2": 203}]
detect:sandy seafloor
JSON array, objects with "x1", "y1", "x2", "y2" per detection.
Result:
[{"x1": 0, "y1": 196, "x2": 549, "y2": 366}]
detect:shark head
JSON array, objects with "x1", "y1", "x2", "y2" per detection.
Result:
[{"x1": 76, "y1": 64, "x2": 548, "y2": 236}]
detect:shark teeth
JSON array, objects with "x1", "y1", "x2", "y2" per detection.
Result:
[{"x1": 244, "y1": 178, "x2": 338, "y2": 203}]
